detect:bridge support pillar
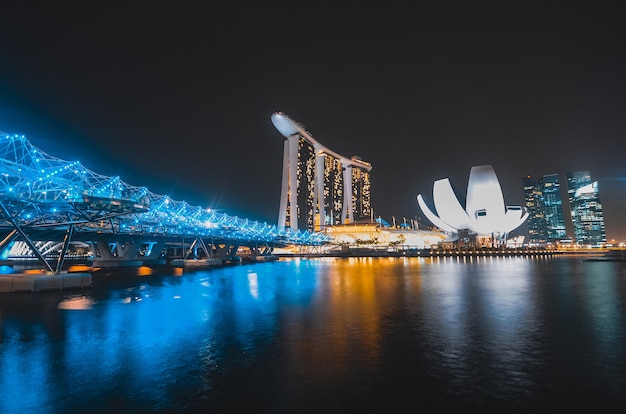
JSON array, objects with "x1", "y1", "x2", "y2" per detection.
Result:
[
  {"x1": 92, "y1": 240, "x2": 143, "y2": 267},
  {"x1": 141, "y1": 241, "x2": 166, "y2": 266},
  {"x1": 248, "y1": 243, "x2": 274, "y2": 257},
  {"x1": 215, "y1": 243, "x2": 240, "y2": 264},
  {"x1": 0, "y1": 201, "x2": 55, "y2": 272}
]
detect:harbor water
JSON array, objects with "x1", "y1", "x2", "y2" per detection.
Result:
[{"x1": 1, "y1": 256, "x2": 625, "y2": 413}]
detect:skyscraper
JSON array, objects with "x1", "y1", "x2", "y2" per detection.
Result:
[
  {"x1": 271, "y1": 112, "x2": 372, "y2": 232},
  {"x1": 523, "y1": 175, "x2": 547, "y2": 244},
  {"x1": 523, "y1": 174, "x2": 567, "y2": 244},
  {"x1": 542, "y1": 174, "x2": 567, "y2": 242},
  {"x1": 566, "y1": 171, "x2": 606, "y2": 246}
]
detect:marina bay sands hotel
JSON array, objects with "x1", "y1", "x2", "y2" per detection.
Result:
[{"x1": 271, "y1": 112, "x2": 373, "y2": 232}]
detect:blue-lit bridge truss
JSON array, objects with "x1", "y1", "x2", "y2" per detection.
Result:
[{"x1": 0, "y1": 132, "x2": 330, "y2": 270}]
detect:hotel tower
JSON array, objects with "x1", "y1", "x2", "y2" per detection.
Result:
[{"x1": 271, "y1": 112, "x2": 372, "y2": 232}]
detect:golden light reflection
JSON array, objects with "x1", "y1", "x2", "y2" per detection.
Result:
[
  {"x1": 287, "y1": 257, "x2": 424, "y2": 380},
  {"x1": 67, "y1": 265, "x2": 97, "y2": 272},
  {"x1": 137, "y1": 266, "x2": 153, "y2": 276},
  {"x1": 58, "y1": 296, "x2": 95, "y2": 310}
]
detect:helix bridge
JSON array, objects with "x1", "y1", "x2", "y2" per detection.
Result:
[{"x1": 0, "y1": 131, "x2": 331, "y2": 272}]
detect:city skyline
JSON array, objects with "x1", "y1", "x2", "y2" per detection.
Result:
[
  {"x1": 1, "y1": 3, "x2": 624, "y2": 241},
  {"x1": 524, "y1": 171, "x2": 607, "y2": 246}
]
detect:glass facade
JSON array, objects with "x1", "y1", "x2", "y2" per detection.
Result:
[
  {"x1": 542, "y1": 174, "x2": 567, "y2": 242},
  {"x1": 523, "y1": 174, "x2": 566, "y2": 244},
  {"x1": 523, "y1": 176, "x2": 547, "y2": 244},
  {"x1": 567, "y1": 171, "x2": 606, "y2": 246}
]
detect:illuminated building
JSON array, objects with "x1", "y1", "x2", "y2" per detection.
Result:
[
  {"x1": 523, "y1": 174, "x2": 567, "y2": 244},
  {"x1": 271, "y1": 112, "x2": 372, "y2": 231},
  {"x1": 523, "y1": 176, "x2": 547, "y2": 244},
  {"x1": 323, "y1": 222, "x2": 446, "y2": 250},
  {"x1": 417, "y1": 165, "x2": 528, "y2": 244},
  {"x1": 566, "y1": 171, "x2": 606, "y2": 246}
]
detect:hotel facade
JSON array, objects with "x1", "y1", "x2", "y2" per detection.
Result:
[{"x1": 271, "y1": 112, "x2": 372, "y2": 232}]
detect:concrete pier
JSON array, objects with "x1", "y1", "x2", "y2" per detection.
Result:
[{"x1": 0, "y1": 271, "x2": 92, "y2": 293}]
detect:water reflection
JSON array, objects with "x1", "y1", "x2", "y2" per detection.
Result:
[
  {"x1": 57, "y1": 295, "x2": 94, "y2": 310},
  {"x1": 418, "y1": 257, "x2": 543, "y2": 406},
  {"x1": 1, "y1": 257, "x2": 625, "y2": 413}
]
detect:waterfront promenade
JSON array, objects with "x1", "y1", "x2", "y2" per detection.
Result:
[
  {"x1": 281, "y1": 246, "x2": 568, "y2": 258},
  {"x1": 2, "y1": 245, "x2": 621, "y2": 293}
]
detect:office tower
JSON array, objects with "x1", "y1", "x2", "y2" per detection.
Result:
[
  {"x1": 566, "y1": 171, "x2": 606, "y2": 246},
  {"x1": 542, "y1": 174, "x2": 567, "y2": 241},
  {"x1": 523, "y1": 176, "x2": 547, "y2": 244},
  {"x1": 523, "y1": 174, "x2": 566, "y2": 244},
  {"x1": 271, "y1": 112, "x2": 373, "y2": 232}
]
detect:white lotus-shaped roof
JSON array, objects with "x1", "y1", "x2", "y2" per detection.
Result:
[{"x1": 417, "y1": 165, "x2": 528, "y2": 236}]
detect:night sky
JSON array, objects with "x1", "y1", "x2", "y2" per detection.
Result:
[{"x1": 1, "y1": 2, "x2": 625, "y2": 241}]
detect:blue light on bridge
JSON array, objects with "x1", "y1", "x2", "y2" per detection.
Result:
[{"x1": 0, "y1": 131, "x2": 331, "y2": 246}]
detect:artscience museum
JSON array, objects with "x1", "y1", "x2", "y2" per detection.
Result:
[{"x1": 417, "y1": 165, "x2": 528, "y2": 246}]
